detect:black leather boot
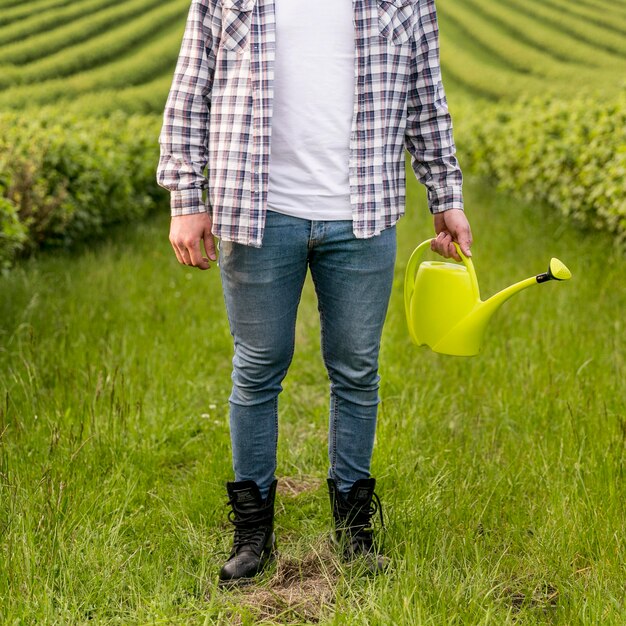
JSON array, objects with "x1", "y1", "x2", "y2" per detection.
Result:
[
  {"x1": 218, "y1": 479, "x2": 277, "y2": 587},
  {"x1": 327, "y1": 477, "x2": 388, "y2": 573}
]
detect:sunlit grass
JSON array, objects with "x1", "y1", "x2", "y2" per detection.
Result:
[{"x1": 1, "y1": 174, "x2": 624, "y2": 624}]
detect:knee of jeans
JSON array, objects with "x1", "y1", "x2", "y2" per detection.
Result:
[
  {"x1": 327, "y1": 355, "x2": 381, "y2": 407},
  {"x1": 230, "y1": 343, "x2": 293, "y2": 406}
]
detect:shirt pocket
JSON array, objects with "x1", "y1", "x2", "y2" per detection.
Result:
[
  {"x1": 221, "y1": 0, "x2": 255, "y2": 53},
  {"x1": 377, "y1": 0, "x2": 417, "y2": 46}
]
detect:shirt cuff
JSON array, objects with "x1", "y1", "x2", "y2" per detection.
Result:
[
  {"x1": 428, "y1": 186, "x2": 464, "y2": 214},
  {"x1": 170, "y1": 189, "x2": 206, "y2": 216}
]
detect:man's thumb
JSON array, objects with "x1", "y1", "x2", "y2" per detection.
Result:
[
  {"x1": 204, "y1": 231, "x2": 217, "y2": 261},
  {"x1": 457, "y1": 232, "x2": 472, "y2": 257}
]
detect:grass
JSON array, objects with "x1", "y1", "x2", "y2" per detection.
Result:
[{"x1": 1, "y1": 173, "x2": 625, "y2": 624}]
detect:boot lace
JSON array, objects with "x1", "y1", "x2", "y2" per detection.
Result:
[
  {"x1": 226, "y1": 503, "x2": 272, "y2": 554},
  {"x1": 350, "y1": 491, "x2": 385, "y2": 545}
]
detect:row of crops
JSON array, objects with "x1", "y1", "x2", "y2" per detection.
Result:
[
  {"x1": 438, "y1": 0, "x2": 626, "y2": 100},
  {"x1": 1, "y1": 0, "x2": 625, "y2": 268},
  {"x1": 2, "y1": 0, "x2": 624, "y2": 113}
]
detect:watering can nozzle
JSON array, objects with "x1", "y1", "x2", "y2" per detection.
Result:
[{"x1": 536, "y1": 258, "x2": 572, "y2": 283}]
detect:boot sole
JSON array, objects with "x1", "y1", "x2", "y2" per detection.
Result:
[
  {"x1": 217, "y1": 576, "x2": 257, "y2": 590},
  {"x1": 217, "y1": 545, "x2": 276, "y2": 589}
]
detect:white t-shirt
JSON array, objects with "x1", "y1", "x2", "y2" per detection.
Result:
[{"x1": 267, "y1": 0, "x2": 355, "y2": 221}]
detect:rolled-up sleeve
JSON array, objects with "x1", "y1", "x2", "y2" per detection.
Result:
[
  {"x1": 157, "y1": 0, "x2": 216, "y2": 216},
  {"x1": 404, "y1": 0, "x2": 464, "y2": 214}
]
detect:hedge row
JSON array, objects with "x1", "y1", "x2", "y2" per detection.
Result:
[
  {"x1": 0, "y1": 0, "x2": 123, "y2": 47},
  {"x1": 37, "y1": 75, "x2": 172, "y2": 117},
  {"x1": 0, "y1": 27, "x2": 180, "y2": 110},
  {"x1": 0, "y1": 0, "x2": 167, "y2": 67},
  {"x1": 542, "y1": 0, "x2": 626, "y2": 34},
  {"x1": 0, "y1": 17, "x2": 183, "y2": 94},
  {"x1": 502, "y1": 0, "x2": 626, "y2": 57},
  {"x1": 2, "y1": 94, "x2": 624, "y2": 269},
  {"x1": 460, "y1": 94, "x2": 626, "y2": 243},
  {"x1": 462, "y1": 0, "x2": 619, "y2": 68},
  {"x1": 0, "y1": 111, "x2": 166, "y2": 270},
  {"x1": 0, "y1": 0, "x2": 73, "y2": 28}
]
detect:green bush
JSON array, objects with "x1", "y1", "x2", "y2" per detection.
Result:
[
  {"x1": 461, "y1": 94, "x2": 626, "y2": 243},
  {"x1": 0, "y1": 198, "x2": 27, "y2": 272},
  {"x1": 0, "y1": 111, "x2": 166, "y2": 268}
]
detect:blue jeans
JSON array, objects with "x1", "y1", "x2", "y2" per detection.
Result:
[{"x1": 218, "y1": 211, "x2": 396, "y2": 498}]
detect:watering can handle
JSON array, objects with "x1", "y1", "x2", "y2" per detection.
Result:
[
  {"x1": 404, "y1": 239, "x2": 431, "y2": 327},
  {"x1": 404, "y1": 239, "x2": 479, "y2": 336}
]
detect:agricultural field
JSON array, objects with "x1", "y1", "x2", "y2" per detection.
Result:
[
  {"x1": 438, "y1": 0, "x2": 626, "y2": 102},
  {"x1": 1, "y1": 1, "x2": 625, "y2": 624},
  {"x1": 1, "y1": 1, "x2": 625, "y2": 259},
  {"x1": 0, "y1": 0, "x2": 187, "y2": 115},
  {"x1": 0, "y1": 0, "x2": 625, "y2": 114}
]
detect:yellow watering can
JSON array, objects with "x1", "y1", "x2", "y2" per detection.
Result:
[{"x1": 404, "y1": 239, "x2": 572, "y2": 356}]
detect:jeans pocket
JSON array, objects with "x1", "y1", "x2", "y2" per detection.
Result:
[
  {"x1": 377, "y1": 0, "x2": 417, "y2": 46},
  {"x1": 221, "y1": 0, "x2": 255, "y2": 53}
]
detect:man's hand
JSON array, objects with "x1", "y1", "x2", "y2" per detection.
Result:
[
  {"x1": 431, "y1": 208, "x2": 473, "y2": 262},
  {"x1": 169, "y1": 212, "x2": 217, "y2": 270}
]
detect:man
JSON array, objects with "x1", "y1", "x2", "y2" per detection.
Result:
[{"x1": 157, "y1": 0, "x2": 472, "y2": 586}]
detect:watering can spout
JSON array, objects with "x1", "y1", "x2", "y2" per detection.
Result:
[
  {"x1": 431, "y1": 274, "x2": 538, "y2": 356},
  {"x1": 404, "y1": 240, "x2": 572, "y2": 356}
]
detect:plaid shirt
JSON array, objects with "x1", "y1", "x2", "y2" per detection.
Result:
[{"x1": 157, "y1": 0, "x2": 463, "y2": 247}]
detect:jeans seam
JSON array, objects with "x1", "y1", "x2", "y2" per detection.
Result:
[
  {"x1": 331, "y1": 392, "x2": 338, "y2": 488},
  {"x1": 272, "y1": 395, "x2": 278, "y2": 480},
  {"x1": 317, "y1": 291, "x2": 337, "y2": 487}
]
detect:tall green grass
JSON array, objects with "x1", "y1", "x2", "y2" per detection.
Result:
[{"x1": 1, "y1": 175, "x2": 624, "y2": 624}]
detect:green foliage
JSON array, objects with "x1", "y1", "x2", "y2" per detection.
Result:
[
  {"x1": 0, "y1": 0, "x2": 123, "y2": 47},
  {"x1": 437, "y1": 0, "x2": 626, "y2": 102},
  {"x1": 461, "y1": 95, "x2": 626, "y2": 243},
  {"x1": 0, "y1": 0, "x2": 74, "y2": 28},
  {"x1": 0, "y1": 111, "x2": 166, "y2": 268},
  {"x1": 0, "y1": 199, "x2": 27, "y2": 272},
  {"x1": 502, "y1": 0, "x2": 626, "y2": 57},
  {"x1": 440, "y1": 31, "x2": 543, "y2": 101},
  {"x1": 0, "y1": 25, "x2": 182, "y2": 110},
  {"x1": 445, "y1": 0, "x2": 623, "y2": 69},
  {"x1": 541, "y1": 0, "x2": 626, "y2": 34},
  {"x1": 0, "y1": 0, "x2": 623, "y2": 262},
  {"x1": 38, "y1": 75, "x2": 173, "y2": 117},
  {"x1": 440, "y1": 0, "x2": 619, "y2": 77},
  {"x1": 0, "y1": 0, "x2": 173, "y2": 67}
]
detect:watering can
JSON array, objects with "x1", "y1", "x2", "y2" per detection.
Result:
[{"x1": 404, "y1": 239, "x2": 572, "y2": 356}]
